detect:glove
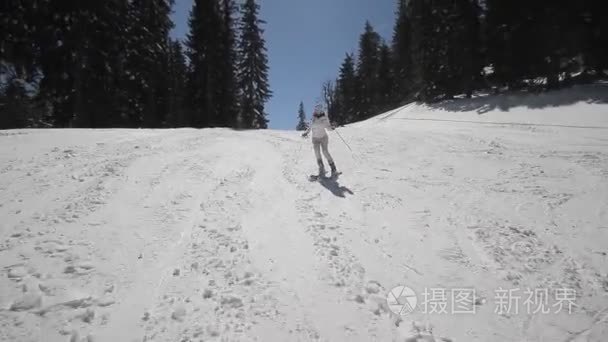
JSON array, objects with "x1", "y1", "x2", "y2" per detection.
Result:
[{"x1": 301, "y1": 132, "x2": 308, "y2": 138}]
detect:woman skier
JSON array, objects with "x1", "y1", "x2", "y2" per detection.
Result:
[{"x1": 302, "y1": 106, "x2": 338, "y2": 178}]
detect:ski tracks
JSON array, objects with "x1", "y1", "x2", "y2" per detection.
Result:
[
  {"x1": 267, "y1": 131, "x2": 414, "y2": 341},
  {"x1": 2, "y1": 124, "x2": 607, "y2": 342},
  {"x1": 135, "y1": 131, "x2": 319, "y2": 341},
  {"x1": 0, "y1": 131, "x2": 180, "y2": 342}
]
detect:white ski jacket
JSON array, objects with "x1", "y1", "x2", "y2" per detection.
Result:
[{"x1": 308, "y1": 114, "x2": 333, "y2": 139}]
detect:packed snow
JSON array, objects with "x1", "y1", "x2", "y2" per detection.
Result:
[{"x1": 1, "y1": 84, "x2": 608, "y2": 341}]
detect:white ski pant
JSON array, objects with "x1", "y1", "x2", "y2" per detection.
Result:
[{"x1": 312, "y1": 135, "x2": 334, "y2": 166}]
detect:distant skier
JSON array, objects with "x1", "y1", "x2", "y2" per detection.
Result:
[{"x1": 302, "y1": 106, "x2": 338, "y2": 178}]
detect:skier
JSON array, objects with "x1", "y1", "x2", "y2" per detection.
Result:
[{"x1": 301, "y1": 106, "x2": 338, "y2": 178}]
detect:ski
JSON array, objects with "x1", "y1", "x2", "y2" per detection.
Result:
[{"x1": 308, "y1": 172, "x2": 342, "y2": 182}]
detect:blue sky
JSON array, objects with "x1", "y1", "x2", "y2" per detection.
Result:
[{"x1": 170, "y1": 0, "x2": 396, "y2": 130}]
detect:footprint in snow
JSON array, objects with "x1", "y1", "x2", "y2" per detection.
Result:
[
  {"x1": 171, "y1": 306, "x2": 186, "y2": 322},
  {"x1": 9, "y1": 293, "x2": 43, "y2": 311},
  {"x1": 7, "y1": 266, "x2": 29, "y2": 280},
  {"x1": 401, "y1": 321, "x2": 453, "y2": 342}
]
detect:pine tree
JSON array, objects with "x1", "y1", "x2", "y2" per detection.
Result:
[
  {"x1": 322, "y1": 80, "x2": 338, "y2": 121},
  {"x1": 582, "y1": 0, "x2": 608, "y2": 77},
  {"x1": 166, "y1": 40, "x2": 188, "y2": 127},
  {"x1": 555, "y1": 1, "x2": 592, "y2": 85},
  {"x1": 0, "y1": 0, "x2": 40, "y2": 128},
  {"x1": 536, "y1": 1, "x2": 572, "y2": 89},
  {"x1": 336, "y1": 53, "x2": 357, "y2": 125},
  {"x1": 185, "y1": 0, "x2": 222, "y2": 128},
  {"x1": 33, "y1": 1, "x2": 132, "y2": 127},
  {"x1": 124, "y1": 0, "x2": 175, "y2": 128},
  {"x1": 0, "y1": 0, "x2": 39, "y2": 82},
  {"x1": 237, "y1": 0, "x2": 272, "y2": 129},
  {"x1": 27, "y1": 0, "x2": 86, "y2": 127},
  {"x1": 485, "y1": 0, "x2": 541, "y2": 90},
  {"x1": 406, "y1": 0, "x2": 481, "y2": 100},
  {"x1": 328, "y1": 79, "x2": 342, "y2": 125},
  {"x1": 407, "y1": 0, "x2": 435, "y2": 100},
  {"x1": 185, "y1": 0, "x2": 243, "y2": 128},
  {"x1": 295, "y1": 101, "x2": 308, "y2": 131},
  {"x1": 356, "y1": 21, "x2": 382, "y2": 119},
  {"x1": 391, "y1": 0, "x2": 412, "y2": 104},
  {"x1": 216, "y1": 0, "x2": 240, "y2": 128},
  {"x1": 445, "y1": 0, "x2": 482, "y2": 97},
  {"x1": 0, "y1": 74, "x2": 34, "y2": 129},
  {"x1": 377, "y1": 42, "x2": 394, "y2": 111}
]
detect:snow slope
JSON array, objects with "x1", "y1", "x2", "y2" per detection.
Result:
[{"x1": 1, "y1": 85, "x2": 608, "y2": 342}]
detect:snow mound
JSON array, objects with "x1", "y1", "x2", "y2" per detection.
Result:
[{"x1": 366, "y1": 83, "x2": 608, "y2": 129}]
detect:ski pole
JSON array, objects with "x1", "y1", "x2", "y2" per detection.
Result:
[
  {"x1": 333, "y1": 128, "x2": 353, "y2": 153},
  {"x1": 334, "y1": 128, "x2": 368, "y2": 172}
]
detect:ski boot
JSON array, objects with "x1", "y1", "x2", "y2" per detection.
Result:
[
  {"x1": 317, "y1": 159, "x2": 326, "y2": 178},
  {"x1": 329, "y1": 161, "x2": 338, "y2": 178}
]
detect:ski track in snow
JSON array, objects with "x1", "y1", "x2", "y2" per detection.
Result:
[{"x1": 1, "y1": 98, "x2": 608, "y2": 341}]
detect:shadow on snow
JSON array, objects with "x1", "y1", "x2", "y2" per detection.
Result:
[{"x1": 316, "y1": 176, "x2": 354, "y2": 198}]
